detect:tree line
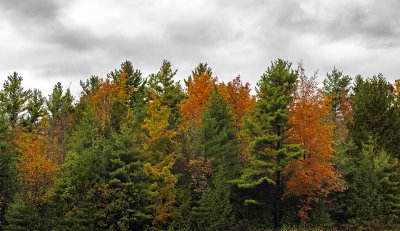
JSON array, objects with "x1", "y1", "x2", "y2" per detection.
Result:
[{"x1": 0, "y1": 59, "x2": 400, "y2": 230}]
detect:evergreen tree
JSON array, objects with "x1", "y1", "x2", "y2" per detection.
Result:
[
  {"x1": 347, "y1": 141, "x2": 400, "y2": 224},
  {"x1": 22, "y1": 89, "x2": 46, "y2": 131},
  {"x1": 111, "y1": 61, "x2": 147, "y2": 134},
  {"x1": 0, "y1": 106, "x2": 15, "y2": 227},
  {"x1": 3, "y1": 198, "x2": 40, "y2": 231},
  {"x1": 47, "y1": 82, "x2": 74, "y2": 156},
  {"x1": 190, "y1": 88, "x2": 239, "y2": 230},
  {"x1": 148, "y1": 60, "x2": 185, "y2": 128},
  {"x1": 0, "y1": 72, "x2": 31, "y2": 126},
  {"x1": 323, "y1": 67, "x2": 352, "y2": 119},
  {"x1": 190, "y1": 63, "x2": 213, "y2": 78},
  {"x1": 348, "y1": 74, "x2": 400, "y2": 157},
  {"x1": 323, "y1": 68, "x2": 352, "y2": 144},
  {"x1": 107, "y1": 124, "x2": 152, "y2": 230},
  {"x1": 233, "y1": 59, "x2": 302, "y2": 229},
  {"x1": 192, "y1": 170, "x2": 235, "y2": 231},
  {"x1": 48, "y1": 100, "x2": 102, "y2": 230},
  {"x1": 80, "y1": 76, "x2": 103, "y2": 98},
  {"x1": 200, "y1": 88, "x2": 238, "y2": 169}
]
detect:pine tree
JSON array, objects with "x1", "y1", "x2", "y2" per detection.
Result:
[
  {"x1": 0, "y1": 72, "x2": 31, "y2": 126},
  {"x1": 47, "y1": 83, "x2": 74, "y2": 156},
  {"x1": 190, "y1": 63, "x2": 212, "y2": 78},
  {"x1": 48, "y1": 100, "x2": 102, "y2": 230},
  {"x1": 111, "y1": 61, "x2": 147, "y2": 134},
  {"x1": 323, "y1": 68, "x2": 352, "y2": 144},
  {"x1": 0, "y1": 106, "x2": 15, "y2": 226},
  {"x1": 348, "y1": 74, "x2": 400, "y2": 157},
  {"x1": 148, "y1": 60, "x2": 185, "y2": 128},
  {"x1": 233, "y1": 59, "x2": 302, "y2": 229},
  {"x1": 22, "y1": 89, "x2": 46, "y2": 131}
]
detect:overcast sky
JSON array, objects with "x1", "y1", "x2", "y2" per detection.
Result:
[{"x1": 1, "y1": 0, "x2": 399, "y2": 97}]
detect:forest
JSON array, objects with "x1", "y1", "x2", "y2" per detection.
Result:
[{"x1": 0, "y1": 59, "x2": 400, "y2": 230}]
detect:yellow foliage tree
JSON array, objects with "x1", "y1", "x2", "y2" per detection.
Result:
[
  {"x1": 13, "y1": 120, "x2": 60, "y2": 210},
  {"x1": 142, "y1": 93, "x2": 177, "y2": 227}
]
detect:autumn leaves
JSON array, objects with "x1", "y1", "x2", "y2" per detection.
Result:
[{"x1": 1, "y1": 58, "x2": 351, "y2": 229}]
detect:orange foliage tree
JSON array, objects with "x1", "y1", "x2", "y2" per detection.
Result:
[
  {"x1": 180, "y1": 73, "x2": 217, "y2": 126},
  {"x1": 142, "y1": 94, "x2": 177, "y2": 227},
  {"x1": 218, "y1": 76, "x2": 255, "y2": 130},
  {"x1": 285, "y1": 67, "x2": 344, "y2": 220},
  {"x1": 218, "y1": 76, "x2": 255, "y2": 161},
  {"x1": 13, "y1": 121, "x2": 60, "y2": 209},
  {"x1": 89, "y1": 68, "x2": 134, "y2": 130}
]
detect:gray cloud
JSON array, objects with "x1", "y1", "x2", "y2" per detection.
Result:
[
  {"x1": 272, "y1": 0, "x2": 400, "y2": 48},
  {"x1": 0, "y1": 0, "x2": 60, "y2": 22},
  {"x1": 1, "y1": 0, "x2": 400, "y2": 97}
]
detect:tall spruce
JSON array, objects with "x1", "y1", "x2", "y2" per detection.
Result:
[
  {"x1": 192, "y1": 89, "x2": 239, "y2": 230},
  {"x1": 107, "y1": 124, "x2": 152, "y2": 230}
]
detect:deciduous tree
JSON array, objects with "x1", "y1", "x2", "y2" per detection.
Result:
[
  {"x1": 142, "y1": 94, "x2": 177, "y2": 227},
  {"x1": 180, "y1": 73, "x2": 216, "y2": 126},
  {"x1": 286, "y1": 66, "x2": 344, "y2": 220}
]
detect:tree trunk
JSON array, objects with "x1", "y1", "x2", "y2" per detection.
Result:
[{"x1": 274, "y1": 170, "x2": 282, "y2": 230}]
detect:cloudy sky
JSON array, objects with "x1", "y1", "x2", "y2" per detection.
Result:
[{"x1": 0, "y1": 0, "x2": 399, "y2": 96}]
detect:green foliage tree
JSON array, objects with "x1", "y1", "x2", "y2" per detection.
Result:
[
  {"x1": 107, "y1": 123, "x2": 152, "y2": 230},
  {"x1": 189, "y1": 89, "x2": 239, "y2": 230},
  {"x1": 148, "y1": 60, "x2": 185, "y2": 128},
  {"x1": 80, "y1": 76, "x2": 103, "y2": 98},
  {"x1": 47, "y1": 82, "x2": 74, "y2": 156},
  {"x1": 200, "y1": 88, "x2": 238, "y2": 169},
  {"x1": 233, "y1": 59, "x2": 302, "y2": 229},
  {"x1": 48, "y1": 99, "x2": 102, "y2": 230},
  {"x1": 0, "y1": 106, "x2": 15, "y2": 227},
  {"x1": 190, "y1": 63, "x2": 212, "y2": 78},
  {"x1": 192, "y1": 170, "x2": 235, "y2": 231},
  {"x1": 0, "y1": 72, "x2": 31, "y2": 126},
  {"x1": 348, "y1": 75, "x2": 400, "y2": 157},
  {"x1": 47, "y1": 83, "x2": 74, "y2": 120},
  {"x1": 323, "y1": 68, "x2": 352, "y2": 117},
  {"x1": 347, "y1": 141, "x2": 400, "y2": 224},
  {"x1": 111, "y1": 61, "x2": 147, "y2": 134},
  {"x1": 323, "y1": 68, "x2": 352, "y2": 144},
  {"x1": 22, "y1": 89, "x2": 46, "y2": 131},
  {"x1": 3, "y1": 197, "x2": 40, "y2": 231}
]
